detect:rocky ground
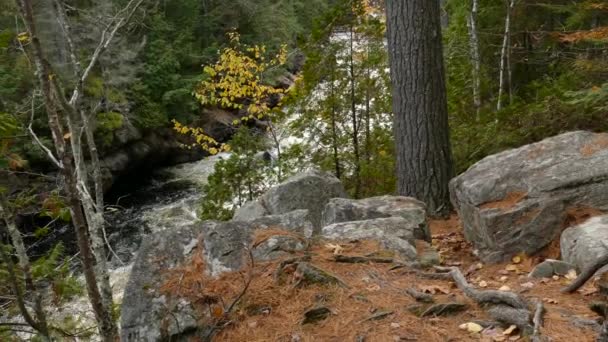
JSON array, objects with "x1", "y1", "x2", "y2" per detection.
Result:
[{"x1": 119, "y1": 131, "x2": 608, "y2": 341}]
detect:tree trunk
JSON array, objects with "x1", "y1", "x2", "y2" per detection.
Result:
[
  {"x1": 330, "y1": 60, "x2": 342, "y2": 180},
  {"x1": 0, "y1": 197, "x2": 50, "y2": 340},
  {"x1": 467, "y1": 0, "x2": 482, "y2": 119},
  {"x1": 385, "y1": 0, "x2": 455, "y2": 217},
  {"x1": 497, "y1": 0, "x2": 515, "y2": 111},
  {"x1": 16, "y1": 0, "x2": 118, "y2": 339},
  {"x1": 349, "y1": 23, "x2": 361, "y2": 198}
]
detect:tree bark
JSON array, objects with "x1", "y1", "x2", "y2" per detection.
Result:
[
  {"x1": 385, "y1": 0, "x2": 454, "y2": 216},
  {"x1": 16, "y1": 0, "x2": 118, "y2": 340},
  {"x1": 0, "y1": 197, "x2": 50, "y2": 340},
  {"x1": 467, "y1": 0, "x2": 482, "y2": 119},
  {"x1": 497, "y1": 0, "x2": 515, "y2": 111},
  {"x1": 349, "y1": 23, "x2": 361, "y2": 198},
  {"x1": 330, "y1": 59, "x2": 342, "y2": 180}
]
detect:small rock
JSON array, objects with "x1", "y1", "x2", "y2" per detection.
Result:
[
  {"x1": 302, "y1": 306, "x2": 331, "y2": 325},
  {"x1": 390, "y1": 322, "x2": 401, "y2": 329},
  {"x1": 520, "y1": 282, "x2": 534, "y2": 289},
  {"x1": 528, "y1": 259, "x2": 576, "y2": 278},
  {"x1": 499, "y1": 276, "x2": 508, "y2": 282},
  {"x1": 552, "y1": 275, "x2": 560, "y2": 281},
  {"x1": 479, "y1": 280, "x2": 488, "y2": 288},
  {"x1": 499, "y1": 285, "x2": 511, "y2": 292}
]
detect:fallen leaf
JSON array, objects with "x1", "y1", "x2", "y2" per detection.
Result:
[
  {"x1": 479, "y1": 280, "x2": 488, "y2": 288},
  {"x1": 511, "y1": 255, "x2": 522, "y2": 264},
  {"x1": 419, "y1": 285, "x2": 450, "y2": 295},
  {"x1": 367, "y1": 284, "x2": 381, "y2": 292},
  {"x1": 476, "y1": 262, "x2": 484, "y2": 269},
  {"x1": 499, "y1": 276, "x2": 508, "y2": 282},
  {"x1": 520, "y1": 282, "x2": 534, "y2": 289},
  {"x1": 565, "y1": 269, "x2": 578, "y2": 280},
  {"x1": 579, "y1": 286, "x2": 599, "y2": 296},
  {"x1": 505, "y1": 264, "x2": 518, "y2": 272},
  {"x1": 503, "y1": 325, "x2": 517, "y2": 335},
  {"x1": 543, "y1": 298, "x2": 558, "y2": 304},
  {"x1": 325, "y1": 243, "x2": 344, "y2": 255},
  {"x1": 552, "y1": 275, "x2": 560, "y2": 281},
  {"x1": 509, "y1": 335, "x2": 520, "y2": 341},
  {"x1": 499, "y1": 285, "x2": 511, "y2": 292},
  {"x1": 459, "y1": 322, "x2": 483, "y2": 333},
  {"x1": 63, "y1": 132, "x2": 72, "y2": 140},
  {"x1": 390, "y1": 322, "x2": 400, "y2": 329}
]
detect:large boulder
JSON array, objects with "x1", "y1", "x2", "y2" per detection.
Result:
[
  {"x1": 233, "y1": 170, "x2": 348, "y2": 233},
  {"x1": 321, "y1": 196, "x2": 430, "y2": 242},
  {"x1": 120, "y1": 224, "x2": 205, "y2": 342},
  {"x1": 121, "y1": 212, "x2": 311, "y2": 341},
  {"x1": 561, "y1": 215, "x2": 608, "y2": 271},
  {"x1": 450, "y1": 131, "x2": 608, "y2": 263},
  {"x1": 321, "y1": 217, "x2": 419, "y2": 260}
]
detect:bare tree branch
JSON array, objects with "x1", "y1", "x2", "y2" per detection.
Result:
[{"x1": 27, "y1": 93, "x2": 63, "y2": 169}]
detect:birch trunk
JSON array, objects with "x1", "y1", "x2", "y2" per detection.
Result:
[
  {"x1": 349, "y1": 23, "x2": 361, "y2": 198},
  {"x1": 497, "y1": 0, "x2": 516, "y2": 111},
  {"x1": 0, "y1": 197, "x2": 50, "y2": 340},
  {"x1": 16, "y1": 0, "x2": 118, "y2": 339},
  {"x1": 467, "y1": 0, "x2": 482, "y2": 118}
]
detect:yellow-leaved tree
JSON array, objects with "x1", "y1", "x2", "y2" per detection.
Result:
[{"x1": 173, "y1": 32, "x2": 288, "y2": 154}]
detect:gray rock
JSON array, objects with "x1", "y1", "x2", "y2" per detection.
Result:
[
  {"x1": 236, "y1": 209, "x2": 313, "y2": 238},
  {"x1": 233, "y1": 200, "x2": 269, "y2": 222},
  {"x1": 528, "y1": 259, "x2": 576, "y2": 278},
  {"x1": 322, "y1": 196, "x2": 429, "y2": 241},
  {"x1": 561, "y1": 215, "x2": 608, "y2": 271},
  {"x1": 120, "y1": 224, "x2": 206, "y2": 342},
  {"x1": 321, "y1": 217, "x2": 418, "y2": 260},
  {"x1": 450, "y1": 131, "x2": 608, "y2": 263},
  {"x1": 233, "y1": 170, "x2": 348, "y2": 233}
]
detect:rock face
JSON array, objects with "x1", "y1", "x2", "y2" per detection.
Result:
[
  {"x1": 450, "y1": 131, "x2": 608, "y2": 263},
  {"x1": 121, "y1": 212, "x2": 311, "y2": 340},
  {"x1": 561, "y1": 215, "x2": 608, "y2": 271},
  {"x1": 120, "y1": 224, "x2": 205, "y2": 342},
  {"x1": 233, "y1": 170, "x2": 348, "y2": 232},
  {"x1": 322, "y1": 196, "x2": 430, "y2": 241},
  {"x1": 322, "y1": 217, "x2": 419, "y2": 260}
]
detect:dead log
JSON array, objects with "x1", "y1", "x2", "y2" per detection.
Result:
[{"x1": 562, "y1": 253, "x2": 608, "y2": 293}]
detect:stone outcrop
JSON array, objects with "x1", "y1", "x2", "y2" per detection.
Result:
[
  {"x1": 121, "y1": 211, "x2": 311, "y2": 340},
  {"x1": 233, "y1": 170, "x2": 348, "y2": 232},
  {"x1": 322, "y1": 217, "x2": 419, "y2": 260},
  {"x1": 561, "y1": 215, "x2": 608, "y2": 271},
  {"x1": 321, "y1": 196, "x2": 430, "y2": 241},
  {"x1": 450, "y1": 131, "x2": 608, "y2": 263}
]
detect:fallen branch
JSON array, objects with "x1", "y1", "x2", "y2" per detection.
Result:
[{"x1": 562, "y1": 253, "x2": 608, "y2": 293}]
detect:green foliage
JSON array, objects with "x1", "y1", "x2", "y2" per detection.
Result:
[
  {"x1": 96, "y1": 111, "x2": 124, "y2": 147},
  {"x1": 199, "y1": 127, "x2": 272, "y2": 220}
]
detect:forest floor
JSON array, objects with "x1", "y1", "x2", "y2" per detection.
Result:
[{"x1": 169, "y1": 215, "x2": 603, "y2": 341}]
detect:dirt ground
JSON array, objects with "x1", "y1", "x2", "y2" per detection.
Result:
[{"x1": 165, "y1": 214, "x2": 603, "y2": 342}]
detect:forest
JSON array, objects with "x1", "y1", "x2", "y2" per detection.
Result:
[{"x1": 2, "y1": 0, "x2": 608, "y2": 341}]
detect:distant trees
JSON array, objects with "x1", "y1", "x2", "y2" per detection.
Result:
[{"x1": 385, "y1": 0, "x2": 454, "y2": 216}]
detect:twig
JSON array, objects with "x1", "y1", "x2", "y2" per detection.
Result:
[{"x1": 27, "y1": 93, "x2": 63, "y2": 169}]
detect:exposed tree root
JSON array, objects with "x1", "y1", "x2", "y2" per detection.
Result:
[
  {"x1": 404, "y1": 287, "x2": 434, "y2": 303},
  {"x1": 332, "y1": 255, "x2": 394, "y2": 264},
  {"x1": 434, "y1": 266, "x2": 533, "y2": 333},
  {"x1": 562, "y1": 253, "x2": 608, "y2": 293},
  {"x1": 531, "y1": 300, "x2": 545, "y2": 342},
  {"x1": 293, "y1": 262, "x2": 349, "y2": 289}
]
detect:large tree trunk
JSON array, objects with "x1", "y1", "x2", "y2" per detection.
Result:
[
  {"x1": 467, "y1": 0, "x2": 482, "y2": 119},
  {"x1": 329, "y1": 60, "x2": 342, "y2": 180},
  {"x1": 385, "y1": 0, "x2": 454, "y2": 217}
]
